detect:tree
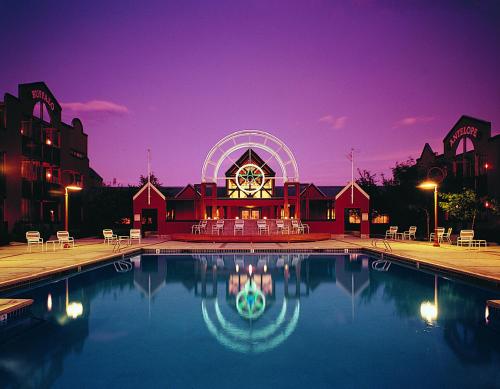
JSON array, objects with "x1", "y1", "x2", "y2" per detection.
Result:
[
  {"x1": 356, "y1": 169, "x2": 378, "y2": 194},
  {"x1": 440, "y1": 189, "x2": 499, "y2": 230},
  {"x1": 139, "y1": 173, "x2": 161, "y2": 187}
]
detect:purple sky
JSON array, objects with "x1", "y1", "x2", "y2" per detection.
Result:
[{"x1": 2, "y1": 0, "x2": 499, "y2": 186}]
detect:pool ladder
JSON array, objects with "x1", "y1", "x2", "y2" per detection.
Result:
[
  {"x1": 372, "y1": 260, "x2": 391, "y2": 272},
  {"x1": 114, "y1": 260, "x2": 133, "y2": 273},
  {"x1": 371, "y1": 239, "x2": 392, "y2": 252}
]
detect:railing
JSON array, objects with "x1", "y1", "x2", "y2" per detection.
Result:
[{"x1": 371, "y1": 239, "x2": 392, "y2": 252}]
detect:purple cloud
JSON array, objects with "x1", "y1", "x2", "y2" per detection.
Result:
[
  {"x1": 393, "y1": 116, "x2": 434, "y2": 128},
  {"x1": 319, "y1": 115, "x2": 348, "y2": 129},
  {"x1": 61, "y1": 100, "x2": 129, "y2": 114}
]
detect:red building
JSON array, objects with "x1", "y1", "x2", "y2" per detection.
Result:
[{"x1": 133, "y1": 130, "x2": 369, "y2": 238}]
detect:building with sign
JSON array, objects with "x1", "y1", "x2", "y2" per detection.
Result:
[
  {"x1": 0, "y1": 82, "x2": 102, "y2": 239},
  {"x1": 416, "y1": 115, "x2": 499, "y2": 199},
  {"x1": 132, "y1": 130, "x2": 370, "y2": 238}
]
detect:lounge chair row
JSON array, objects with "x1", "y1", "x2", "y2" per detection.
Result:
[
  {"x1": 103, "y1": 229, "x2": 141, "y2": 245},
  {"x1": 191, "y1": 219, "x2": 310, "y2": 235},
  {"x1": 26, "y1": 230, "x2": 74, "y2": 252},
  {"x1": 384, "y1": 226, "x2": 487, "y2": 247}
]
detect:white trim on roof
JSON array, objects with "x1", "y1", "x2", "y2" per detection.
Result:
[
  {"x1": 133, "y1": 182, "x2": 166, "y2": 201},
  {"x1": 300, "y1": 183, "x2": 327, "y2": 197},
  {"x1": 175, "y1": 184, "x2": 201, "y2": 198},
  {"x1": 334, "y1": 181, "x2": 370, "y2": 200}
]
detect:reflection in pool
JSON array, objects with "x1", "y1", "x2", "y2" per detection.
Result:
[{"x1": 1, "y1": 253, "x2": 500, "y2": 389}]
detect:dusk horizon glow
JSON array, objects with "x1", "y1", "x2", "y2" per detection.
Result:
[{"x1": 2, "y1": 0, "x2": 499, "y2": 186}]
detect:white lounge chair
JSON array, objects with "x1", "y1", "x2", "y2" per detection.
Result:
[
  {"x1": 103, "y1": 229, "x2": 117, "y2": 244},
  {"x1": 385, "y1": 226, "x2": 398, "y2": 239},
  {"x1": 300, "y1": 220, "x2": 310, "y2": 233},
  {"x1": 234, "y1": 219, "x2": 244, "y2": 235},
  {"x1": 129, "y1": 229, "x2": 141, "y2": 244},
  {"x1": 275, "y1": 219, "x2": 287, "y2": 234},
  {"x1": 57, "y1": 231, "x2": 75, "y2": 248},
  {"x1": 26, "y1": 231, "x2": 44, "y2": 252},
  {"x1": 291, "y1": 219, "x2": 304, "y2": 234},
  {"x1": 442, "y1": 227, "x2": 453, "y2": 244},
  {"x1": 212, "y1": 220, "x2": 224, "y2": 235},
  {"x1": 429, "y1": 227, "x2": 445, "y2": 243},
  {"x1": 403, "y1": 226, "x2": 417, "y2": 240},
  {"x1": 257, "y1": 219, "x2": 269, "y2": 235},
  {"x1": 192, "y1": 220, "x2": 207, "y2": 234},
  {"x1": 456, "y1": 230, "x2": 486, "y2": 248}
]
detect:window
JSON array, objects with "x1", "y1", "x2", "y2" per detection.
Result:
[
  {"x1": 21, "y1": 160, "x2": 40, "y2": 180},
  {"x1": 43, "y1": 127, "x2": 60, "y2": 147},
  {"x1": 348, "y1": 209, "x2": 361, "y2": 224},
  {"x1": 70, "y1": 149, "x2": 86, "y2": 159},
  {"x1": 372, "y1": 214, "x2": 390, "y2": 224},
  {"x1": 43, "y1": 166, "x2": 60, "y2": 184}
]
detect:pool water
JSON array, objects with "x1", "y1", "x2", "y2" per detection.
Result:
[{"x1": 1, "y1": 253, "x2": 500, "y2": 388}]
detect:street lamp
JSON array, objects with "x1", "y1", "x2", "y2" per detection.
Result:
[
  {"x1": 418, "y1": 181, "x2": 440, "y2": 247},
  {"x1": 65, "y1": 185, "x2": 82, "y2": 231}
]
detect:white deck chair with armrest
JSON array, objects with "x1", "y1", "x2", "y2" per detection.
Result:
[
  {"x1": 26, "y1": 231, "x2": 44, "y2": 252},
  {"x1": 103, "y1": 229, "x2": 117, "y2": 244},
  {"x1": 130, "y1": 229, "x2": 141, "y2": 244},
  {"x1": 57, "y1": 231, "x2": 75, "y2": 248}
]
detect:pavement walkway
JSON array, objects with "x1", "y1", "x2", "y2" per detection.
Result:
[{"x1": 0, "y1": 236, "x2": 499, "y2": 293}]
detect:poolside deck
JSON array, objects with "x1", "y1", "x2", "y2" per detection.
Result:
[{"x1": 0, "y1": 237, "x2": 499, "y2": 291}]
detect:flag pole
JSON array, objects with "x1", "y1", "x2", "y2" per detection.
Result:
[
  {"x1": 147, "y1": 148, "x2": 151, "y2": 205},
  {"x1": 350, "y1": 148, "x2": 354, "y2": 204}
]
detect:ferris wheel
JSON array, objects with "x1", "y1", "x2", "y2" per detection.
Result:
[{"x1": 201, "y1": 130, "x2": 300, "y2": 189}]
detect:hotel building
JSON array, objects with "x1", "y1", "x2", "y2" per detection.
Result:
[{"x1": 0, "y1": 82, "x2": 101, "y2": 240}]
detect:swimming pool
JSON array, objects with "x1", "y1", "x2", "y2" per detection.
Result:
[{"x1": 1, "y1": 253, "x2": 499, "y2": 388}]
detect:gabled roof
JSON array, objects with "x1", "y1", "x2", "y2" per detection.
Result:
[
  {"x1": 317, "y1": 186, "x2": 344, "y2": 197},
  {"x1": 419, "y1": 143, "x2": 435, "y2": 159},
  {"x1": 224, "y1": 149, "x2": 276, "y2": 177},
  {"x1": 300, "y1": 183, "x2": 327, "y2": 198},
  {"x1": 334, "y1": 181, "x2": 370, "y2": 200},
  {"x1": 175, "y1": 184, "x2": 201, "y2": 199},
  {"x1": 133, "y1": 182, "x2": 166, "y2": 200}
]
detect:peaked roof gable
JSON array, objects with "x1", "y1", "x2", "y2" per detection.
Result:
[
  {"x1": 133, "y1": 182, "x2": 166, "y2": 201},
  {"x1": 334, "y1": 181, "x2": 370, "y2": 200},
  {"x1": 300, "y1": 183, "x2": 327, "y2": 198},
  {"x1": 175, "y1": 184, "x2": 200, "y2": 199},
  {"x1": 225, "y1": 149, "x2": 276, "y2": 177}
]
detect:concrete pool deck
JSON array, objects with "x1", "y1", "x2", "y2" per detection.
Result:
[{"x1": 0, "y1": 236, "x2": 499, "y2": 298}]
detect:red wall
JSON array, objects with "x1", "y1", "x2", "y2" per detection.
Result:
[
  {"x1": 334, "y1": 185, "x2": 370, "y2": 236},
  {"x1": 133, "y1": 186, "x2": 167, "y2": 235}
]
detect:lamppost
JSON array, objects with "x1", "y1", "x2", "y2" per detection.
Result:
[
  {"x1": 418, "y1": 181, "x2": 439, "y2": 247},
  {"x1": 65, "y1": 185, "x2": 82, "y2": 231}
]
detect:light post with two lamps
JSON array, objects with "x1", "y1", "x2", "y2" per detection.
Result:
[
  {"x1": 65, "y1": 185, "x2": 82, "y2": 231},
  {"x1": 418, "y1": 181, "x2": 440, "y2": 247}
]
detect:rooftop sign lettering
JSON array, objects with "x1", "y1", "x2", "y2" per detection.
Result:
[
  {"x1": 31, "y1": 89, "x2": 55, "y2": 111},
  {"x1": 449, "y1": 126, "x2": 478, "y2": 148}
]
